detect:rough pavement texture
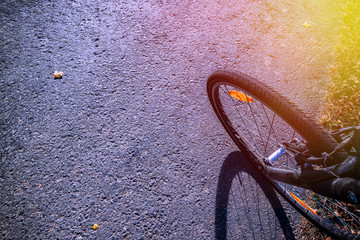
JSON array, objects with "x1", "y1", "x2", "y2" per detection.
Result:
[{"x1": 0, "y1": 0, "x2": 337, "y2": 239}]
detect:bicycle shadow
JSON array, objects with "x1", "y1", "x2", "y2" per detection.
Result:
[{"x1": 215, "y1": 151, "x2": 297, "y2": 240}]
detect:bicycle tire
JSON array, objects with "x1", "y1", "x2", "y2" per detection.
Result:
[{"x1": 207, "y1": 70, "x2": 359, "y2": 239}]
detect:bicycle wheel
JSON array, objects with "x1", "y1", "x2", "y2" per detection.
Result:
[{"x1": 207, "y1": 70, "x2": 360, "y2": 239}]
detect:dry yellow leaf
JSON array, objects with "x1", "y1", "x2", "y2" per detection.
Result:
[
  {"x1": 303, "y1": 22, "x2": 311, "y2": 28},
  {"x1": 53, "y1": 71, "x2": 64, "y2": 79}
]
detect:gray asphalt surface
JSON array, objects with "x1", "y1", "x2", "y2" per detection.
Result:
[{"x1": 1, "y1": 0, "x2": 337, "y2": 239}]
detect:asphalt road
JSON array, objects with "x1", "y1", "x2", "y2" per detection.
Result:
[{"x1": 1, "y1": 0, "x2": 337, "y2": 239}]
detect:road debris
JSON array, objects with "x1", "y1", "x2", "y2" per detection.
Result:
[
  {"x1": 303, "y1": 22, "x2": 311, "y2": 28},
  {"x1": 53, "y1": 71, "x2": 64, "y2": 79},
  {"x1": 93, "y1": 224, "x2": 99, "y2": 230}
]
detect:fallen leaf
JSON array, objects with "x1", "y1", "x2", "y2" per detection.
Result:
[
  {"x1": 303, "y1": 22, "x2": 311, "y2": 28},
  {"x1": 53, "y1": 71, "x2": 64, "y2": 79},
  {"x1": 93, "y1": 224, "x2": 99, "y2": 230}
]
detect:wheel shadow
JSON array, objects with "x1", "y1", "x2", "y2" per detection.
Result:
[{"x1": 215, "y1": 151, "x2": 297, "y2": 240}]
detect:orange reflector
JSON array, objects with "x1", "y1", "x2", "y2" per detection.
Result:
[
  {"x1": 289, "y1": 192, "x2": 318, "y2": 215},
  {"x1": 229, "y1": 90, "x2": 253, "y2": 102}
]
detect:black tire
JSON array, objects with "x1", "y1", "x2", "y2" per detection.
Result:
[{"x1": 207, "y1": 70, "x2": 359, "y2": 239}]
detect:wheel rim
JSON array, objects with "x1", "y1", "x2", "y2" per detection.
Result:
[{"x1": 211, "y1": 81, "x2": 360, "y2": 237}]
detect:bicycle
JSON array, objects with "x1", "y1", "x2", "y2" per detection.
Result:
[{"x1": 207, "y1": 70, "x2": 360, "y2": 239}]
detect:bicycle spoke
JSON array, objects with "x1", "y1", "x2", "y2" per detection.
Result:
[
  {"x1": 220, "y1": 85, "x2": 264, "y2": 157},
  {"x1": 262, "y1": 105, "x2": 277, "y2": 154},
  {"x1": 246, "y1": 99, "x2": 267, "y2": 156}
]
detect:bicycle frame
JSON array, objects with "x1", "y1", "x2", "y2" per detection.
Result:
[
  {"x1": 263, "y1": 155, "x2": 360, "y2": 203},
  {"x1": 261, "y1": 126, "x2": 360, "y2": 204}
]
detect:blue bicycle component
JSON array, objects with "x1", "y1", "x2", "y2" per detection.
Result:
[{"x1": 267, "y1": 148, "x2": 285, "y2": 164}]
